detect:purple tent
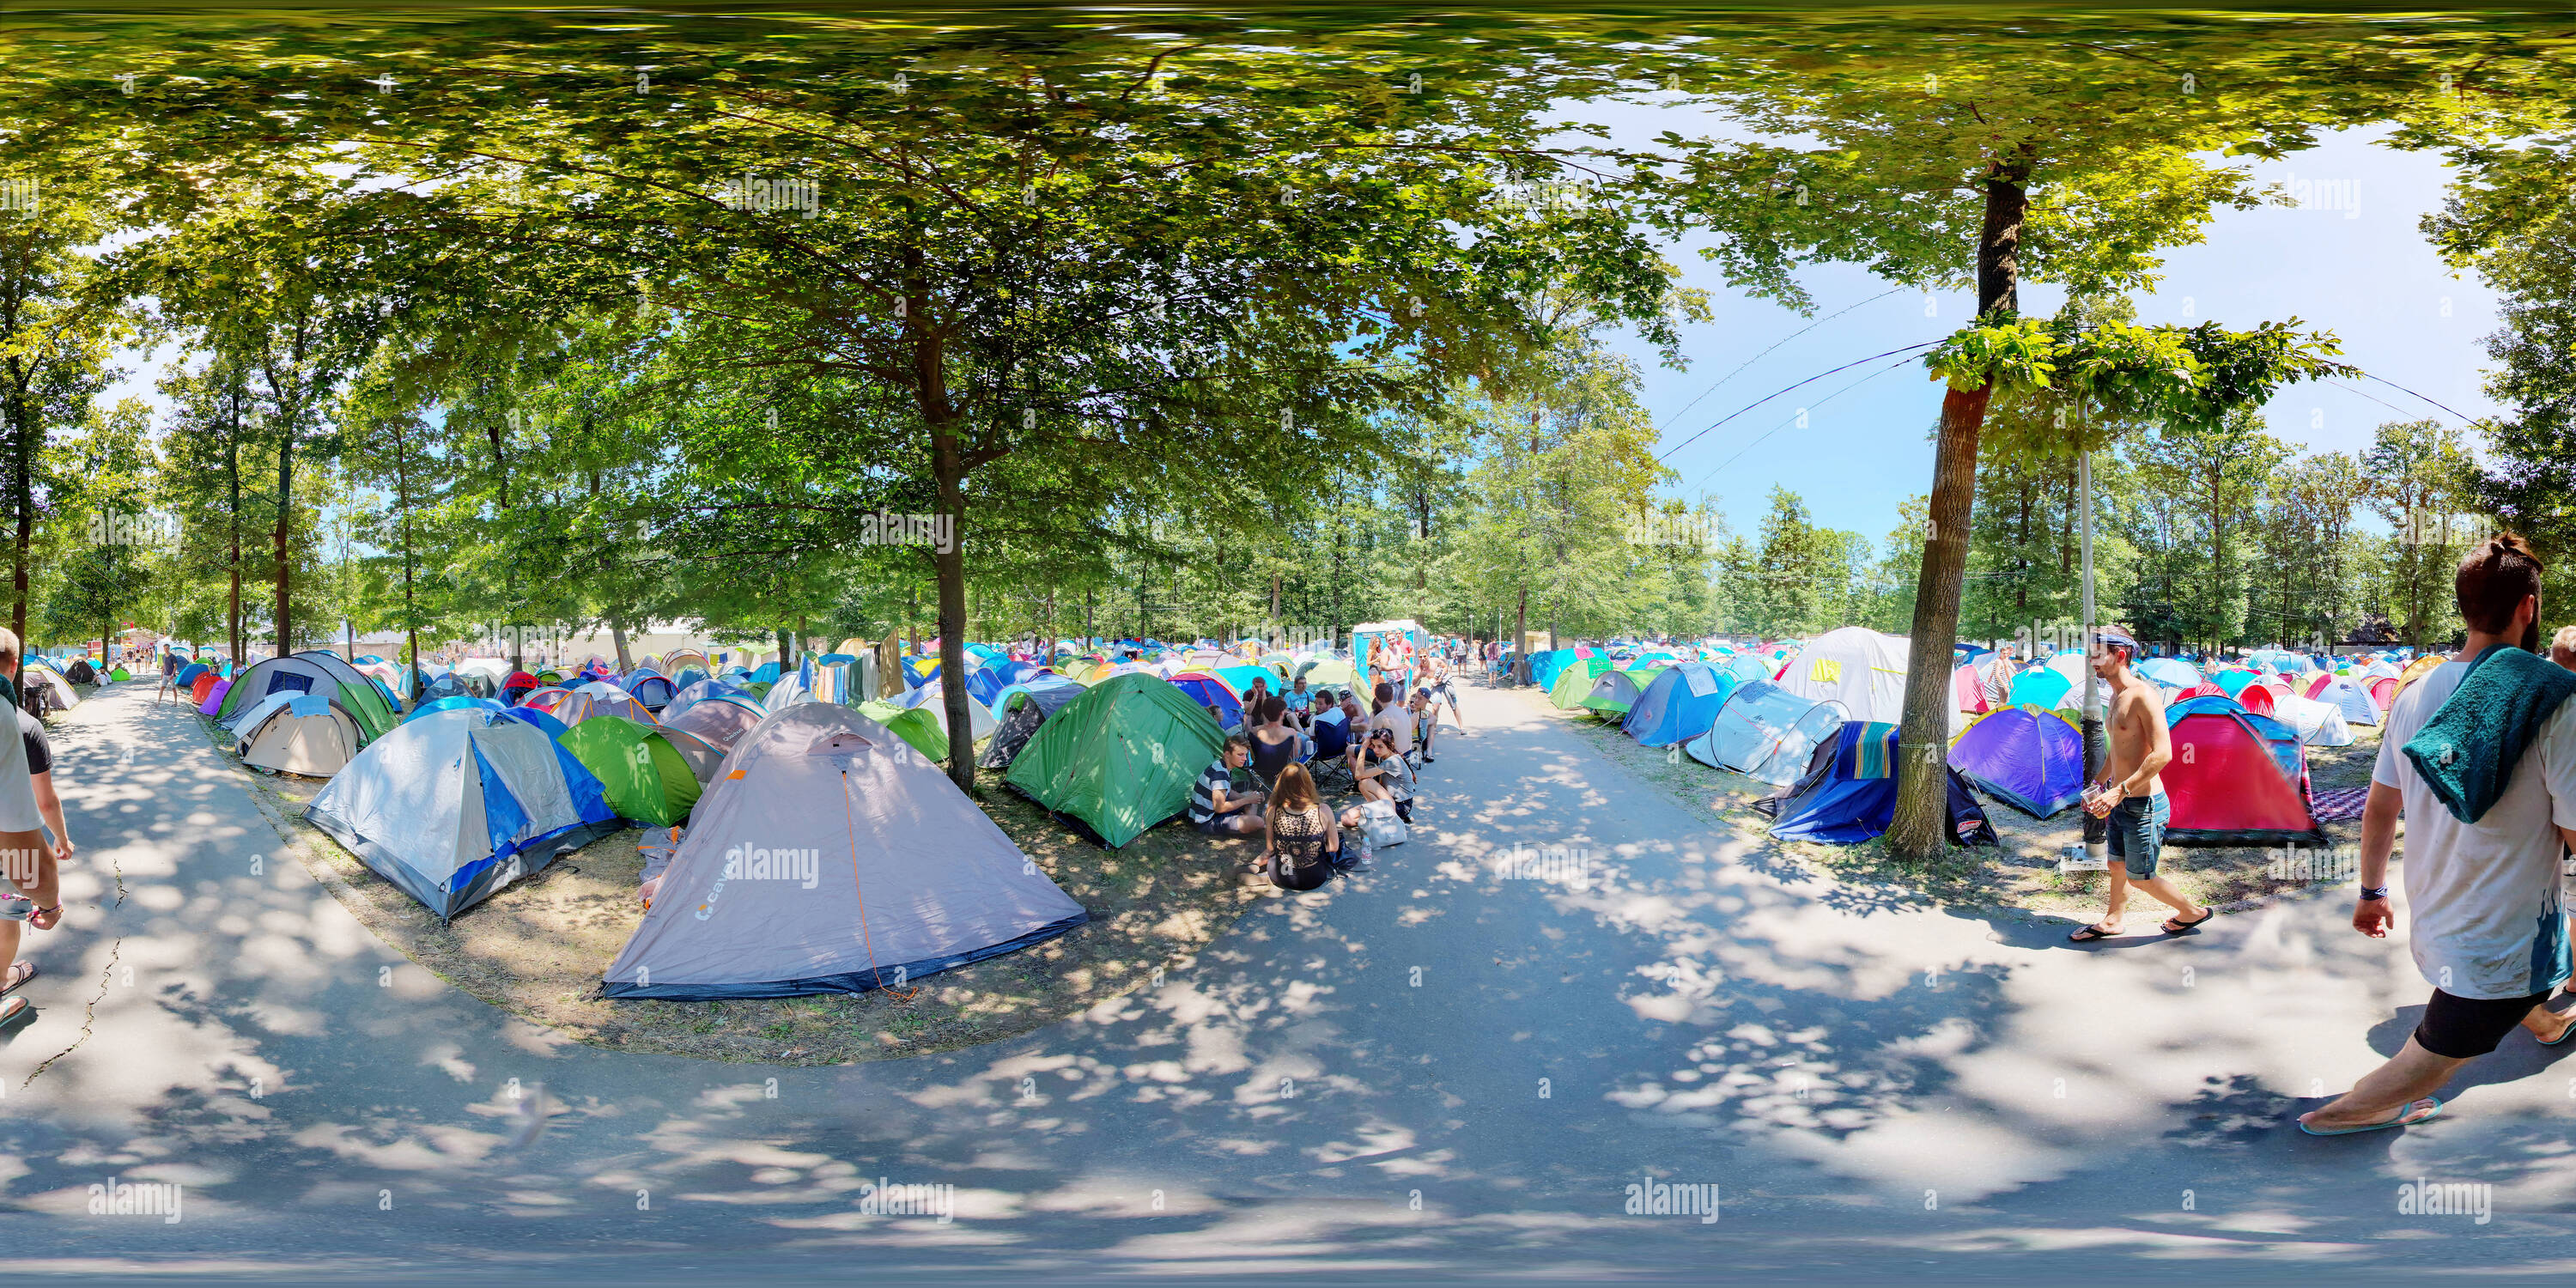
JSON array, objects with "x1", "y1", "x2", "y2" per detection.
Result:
[{"x1": 197, "y1": 678, "x2": 234, "y2": 717}]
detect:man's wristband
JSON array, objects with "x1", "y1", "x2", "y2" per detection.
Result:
[{"x1": 2360, "y1": 886, "x2": 2390, "y2": 902}]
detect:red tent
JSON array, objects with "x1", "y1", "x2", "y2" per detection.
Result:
[
  {"x1": 2236, "y1": 683, "x2": 2277, "y2": 717},
  {"x1": 2164, "y1": 708, "x2": 2324, "y2": 846},
  {"x1": 2368, "y1": 677, "x2": 2398, "y2": 709}
]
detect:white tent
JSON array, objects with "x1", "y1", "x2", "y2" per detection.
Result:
[
  {"x1": 2269, "y1": 691, "x2": 2355, "y2": 747},
  {"x1": 601, "y1": 703, "x2": 1086, "y2": 999},
  {"x1": 899, "y1": 680, "x2": 999, "y2": 744},
  {"x1": 1775, "y1": 627, "x2": 1912, "y2": 725},
  {"x1": 236, "y1": 693, "x2": 363, "y2": 776}
]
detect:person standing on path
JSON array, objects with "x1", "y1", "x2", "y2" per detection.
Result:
[
  {"x1": 2069, "y1": 629, "x2": 2209, "y2": 942},
  {"x1": 2302, "y1": 536, "x2": 2576, "y2": 1135},
  {"x1": 0, "y1": 629, "x2": 62, "y2": 1025}
]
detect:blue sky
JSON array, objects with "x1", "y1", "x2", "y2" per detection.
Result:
[{"x1": 1585, "y1": 116, "x2": 2494, "y2": 543}]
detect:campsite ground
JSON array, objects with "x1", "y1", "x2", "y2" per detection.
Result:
[
  {"x1": 1531, "y1": 688, "x2": 2387, "y2": 931},
  {"x1": 191, "y1": 717, "x2": 1273, "y2": 1066},
  {"x1": 11, "y1": 676, "x2": 2573, "y2": 1285}
]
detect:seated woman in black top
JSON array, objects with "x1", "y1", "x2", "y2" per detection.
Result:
[{"x1": 1261, "y1": 763, "x2": 1344, "y2": 891}]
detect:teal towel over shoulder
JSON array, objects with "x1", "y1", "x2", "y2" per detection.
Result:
[{"x1": 2402, "y1": 645, "x2": 2576, "y2": 823}]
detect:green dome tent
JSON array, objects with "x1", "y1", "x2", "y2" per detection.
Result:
[
  {"x1": 557, "y1": 716, "x2": 714, "y2": 827},
  {"x1": 856, "y1": 699, "x2": 950, "y2": 763},
  {"x1": 1548, "y1": 654, "x2": 1611, "y2": 709},
  {"x1": 1005, "y1": 671, "x2": 1224, "y2": 848}
]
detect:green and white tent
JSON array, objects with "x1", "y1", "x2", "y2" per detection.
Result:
[
  {"x1": 557, "y1": 716, "x2": 721, "y2": 827},
  {"x1": 1004, "y1": 671, "x2": 1224, "y2": 848},
  {"x1": 1547, "y1": 654, "x2": 1612, "y2": 709}
]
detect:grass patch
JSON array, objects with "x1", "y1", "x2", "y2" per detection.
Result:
[{"x1": 196, "y1": 710, "x2": 1272, "y2": 1065}]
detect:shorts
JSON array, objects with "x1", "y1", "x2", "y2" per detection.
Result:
[
  {"x1": 2415, "y1": 987, "x2": 2556, "y2": 1059},
  {"x1": 2106, "y1": 792, "x2": 2169, "y2": 879}
]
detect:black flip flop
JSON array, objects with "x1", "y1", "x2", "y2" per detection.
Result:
[
  {"x1": 2163, "y1": 909, "x2": 2216, "y2": 934},
  {"x1": 2068, "y1": 924, "x2": 2119, "y2": 942}
]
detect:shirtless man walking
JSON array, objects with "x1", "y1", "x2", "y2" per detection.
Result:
[{"x1": 2069, "y1": 629, "x2": 2210, "y2": 942}]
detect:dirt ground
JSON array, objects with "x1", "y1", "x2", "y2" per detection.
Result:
[
  {"x1": 1525, "y1": 685, "x2": 2381, "y2": 931},
  {"x1": 193, "y1": 712, "x2": 1284, "y2": 1066}
]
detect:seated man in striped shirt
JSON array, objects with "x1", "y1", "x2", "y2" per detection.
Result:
[{"x1": 1188, "y1": 736, "x2": 1267, "y2": 836}]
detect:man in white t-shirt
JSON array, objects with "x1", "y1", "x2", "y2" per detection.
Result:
[
  {"x1": 2301, "y1": 536, "x2": 2576, "y2": 1135},
  {"x1": 0, "y1": 629, "x2": 60, "y2": 1026}
]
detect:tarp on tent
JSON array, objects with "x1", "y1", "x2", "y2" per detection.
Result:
[
  {"x1": 979, "y1": 678, "x2": 1087, "y2": 769},
  {"x1": 216, "y1": 650, "x2": 399, "y2": 741},
  {"x1": 1684, "y1": 681, "x2": 1849, "y2": 786},
  {"x1": 559, "y1": 716, "x2": 712, "y2": 827},
  {"x1": 1755, "y1": 721, "x2": 1997, "y2": 847},
  {"x1": 2305, "y1": 673, "x2": 2381, "y2": 726},
  {"x1": 1777, "y1": 627, "x2": 1913, "y2": 725},
  {"x1": 306, "y1": 707, "x2": 621, "y2": 917},
  {"x1": 602, "y1": 704, "x2": 1087, "y2": 999},
  {"x1": 1581, "y1": 668, "x2": 1652, "y2": 718},
  {"x1": 1005, "y1": 672, "x2": 1227, "y2": 848},
  {"x1": 1623, "y1": 664, "x2": 1739, "y2": 747},
  {"x1": 236, "y1": 693, "x2": 363, "y2": 777},
  {"x1": 2164, "y1": 705, "x2": 2324, "y2": 847},
  {"x1": 1948, "y1": 707, "x2": 2084, "y2": 818}
]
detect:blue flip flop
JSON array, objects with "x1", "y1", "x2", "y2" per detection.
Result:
[
  {"x1": 2299, "y1": 1097, "x2": 2443, "y2": 1136},
  {"x1": 2540, "y1": 1018, "x2": 2576, "y2": 1047}
]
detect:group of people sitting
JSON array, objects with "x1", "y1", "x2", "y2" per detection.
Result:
[{"x1": 1187, "y1": 663, "x2": 1466, "y2": 892}]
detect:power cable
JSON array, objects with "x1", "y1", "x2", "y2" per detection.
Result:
[
  {"x1": 1682, "y1": 352, "x2": 1924, "y2": 492},
  {"x1": 1656, "y1": 288, "x2": 1902, "y2": 432},
  {"x1": 1657, "y1": 339, "x2": 1938, "y2": 464}
]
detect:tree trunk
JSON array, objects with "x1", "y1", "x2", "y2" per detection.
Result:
[
  {"x1": 274, "y1": 429, "x2": 293, "y2": 655},
  {"x1": 611, "y1": 622, "x2": 631, "y2": 671},
  {"x1": 929, "y1": 424, "x2": 975, "y2": 793},
  {"x1": 1887, "y1": 155, "x2": 2026, "y2": 863},
  {"x1": 1513, "y1": 585, "x2": 1529, "y2": 684}
]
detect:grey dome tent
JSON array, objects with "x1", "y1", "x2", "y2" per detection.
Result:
[{"x1": 601, "y1": 703, "x2": 1087, "y2": 1000}]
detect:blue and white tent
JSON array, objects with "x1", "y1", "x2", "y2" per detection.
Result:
[
  {"x1": 1685, "y1": 680, "x2": 1848, "y2": 785},
  {"x1": 306, "y1": 708, "x2": 621, "y2": 917},
  {"x1": 1622, "y1": 663, "x2": 1739, "y2": 748}
]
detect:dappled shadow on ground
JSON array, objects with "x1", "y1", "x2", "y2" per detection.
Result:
[{"x1": 7, "y1": 682, "x2": 2576, "y2": 1273}]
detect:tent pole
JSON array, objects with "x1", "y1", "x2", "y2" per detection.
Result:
[{"x1": 2080, "y1": 447, "x2": 2107, "y2": 864}]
